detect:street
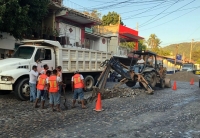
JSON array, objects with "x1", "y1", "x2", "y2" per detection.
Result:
[{"x1": 0, "y1": 81, "x2": 200, "y2": 138}]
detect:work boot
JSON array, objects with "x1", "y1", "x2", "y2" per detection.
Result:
[
  {"x1": 34, "y1": 99, "x2": 39, "y2": 108},
  {"x1": 57, "y1": 104, "x2": 61, "y2": 112},
  {"x1": 50, "y1": 104, "x2": 55, "y2": 112},
  {"x1": 41, "y1": 101, "x2": 45, "y2": 109}
]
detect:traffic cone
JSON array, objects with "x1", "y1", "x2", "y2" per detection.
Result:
[
  {"x1": 172, "y1": 81, "x2": 177, "y2": 90},
  {"x1": 93, "y1": 93, "x2": 104, "y2": 112},
  {"x1": 190, "y1": 78, "x2": 194, "y2": 85}
]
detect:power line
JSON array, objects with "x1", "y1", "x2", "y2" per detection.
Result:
[
  {"x1": 88, "y1": 0, "x2": 170, "y2": 11},
  {"x1": 122, "y1": 0, "x2": 167, "y2": 20},
  {"x1": 139, "y1": 0, "x2": 196, "y2": 28},
  {"x1": 186, "y1": 24, "x2": 200, "y2": 39},
  {"x1": 139, "y1": 0, "x2": 181, "y2": 27},
  {"x1": 98, "y1": 0, "x2": 174, "y2": 11},
  {"x1": 129, "y1": 6, "x2": 200, "y2": 18},
  {"x1": 140, "y1": 6, "x2": 200, "y2": 31},
  {"x1": 119, "y1": 2, "x2": 174, "y2": 14}
]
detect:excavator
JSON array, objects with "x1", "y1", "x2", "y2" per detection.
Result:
[{"x1": 85, "y1": 50, "x2": 171, "y2": 104}]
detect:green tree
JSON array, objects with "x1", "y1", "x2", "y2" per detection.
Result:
[
  {"x1": 102, "y1": 11, "x2": 124, "y2": 26},
  {"x1": 120, "y1": 39, "x2": 147, "y2": 50},
  {"x1": 138, "y1": 39, "x2": 147, "y2": 50},
  {"x1": 120, "y1": 42, "x2": 135, "y2": 49},
  {"x1": 83, "y1": 10, "x2": 101, "y2": 20},
  {"x1": 0, "y1": 0, "x2": 49, "y2": 39},
  {"x1": 192, "y1": 50, "x2": 200, "y2": 63},
  {"x1": 147, "y1": 34, "x2": 161, "y2": 49}
]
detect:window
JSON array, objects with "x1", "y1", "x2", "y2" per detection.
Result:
[
  {"x1": 44, "y1": 49, "x2": 51, "y2": 60},
  {"x1": 13, "y1": 47, "x2": 35, "y2": 59},
  {"x1": 34, "y1": 49, "x2": 52, "y2": 62}
]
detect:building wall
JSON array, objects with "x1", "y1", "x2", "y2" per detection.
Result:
[
  {"x1": 108, "y1": 34, "x2": 118, "y2": 54},
  {"x1": 0, "y1": 32, "x2": 20, "y2": 59},
  {"x1": 0, "y1": 32, "x2": 17, "y2": 50},
  {"x1": 59, "y1": 22, "x2": 81, "y2": 46}
]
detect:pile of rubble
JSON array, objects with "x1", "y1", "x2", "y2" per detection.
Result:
[
  {"x1": 101, "y1": 87, "x2": 145, "y2": 99},
  {"x1": 167, "y1": 71, "x2": 199, "y2": 82}
]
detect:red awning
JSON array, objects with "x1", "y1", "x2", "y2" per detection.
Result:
[
  {"x1": 120, "y1": 33, "x2": 144, "y2": 41},
  {"x1": 118, "y1": 25, "x2": 144, "y2": 42}
]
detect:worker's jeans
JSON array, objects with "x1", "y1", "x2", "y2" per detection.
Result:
[{"x1": 29, "y1": 82, "x2": 36, "y2": 102}]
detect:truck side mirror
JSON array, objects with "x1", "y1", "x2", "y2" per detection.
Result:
[{"x1": 39, "y1": 48, "x2": 45, "y2": 61}]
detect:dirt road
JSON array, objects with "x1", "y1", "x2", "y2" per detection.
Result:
[{"x1": 0, "y1": 81, "x2": 200, "y2": 138}]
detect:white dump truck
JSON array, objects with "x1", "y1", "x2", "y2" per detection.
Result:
[{"x1": 0, "y1": 40, "x2": 111, "y2": 100}]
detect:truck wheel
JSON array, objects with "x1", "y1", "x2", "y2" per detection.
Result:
[
  {"x1": 84, "y1": 75, "x2": 95, "y2": 91},
  {"x1": 144, "y1": 72, "x2": 157, "y2": 89},
  {"x1": 14, "y1": 78, "x2": 30, "y2": 101},
  {"x1": 126, "y1": 81, "x2": 136, "y2": 87}
]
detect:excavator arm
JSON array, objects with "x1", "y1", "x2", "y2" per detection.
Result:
[{"x1": 85, "y1": 57, "x2": 154, "y2": 104}]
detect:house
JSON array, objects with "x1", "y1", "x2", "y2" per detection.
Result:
[
  {"x1": 0, "y1": 0, "x2": 144, "y2": 58},
  {"x1": 157, "y1": 55, "x2": 182, "y2": 74},
  {"x1": 88, "y1": 24, "x2": 144, "y2": 57}
]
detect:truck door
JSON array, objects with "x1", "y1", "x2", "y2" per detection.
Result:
[{"x1": 34, "y1": 48, "x2": 55, "y2": 72}]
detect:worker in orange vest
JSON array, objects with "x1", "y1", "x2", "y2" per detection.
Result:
[
  {"x1": 71, "y1": 70, "x2": 87, "y2": 109},
  {"x1": 47, "y1": 69, "x2": 62, "y2": 112},
  {"x1": 34, "y1": 70, "x2": 51, "y2": 109}
]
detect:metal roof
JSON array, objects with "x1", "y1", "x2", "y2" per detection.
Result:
[
  {"x1": 56, "y1": 8, "x2": 102, "y2": 25},
  {"x1": 21, "y1": 40, "x2": 62, "y2": 48}
]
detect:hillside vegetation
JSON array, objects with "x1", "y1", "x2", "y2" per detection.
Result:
[{"x1": 162, "y1": 42, "x2": 200, "y2": 60}]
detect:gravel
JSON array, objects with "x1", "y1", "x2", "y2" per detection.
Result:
[
  {"x1": 1, "y1": 81, "x2": 200, "y2": 137},
  {"x1": 167, "y1": 71, "x2": 199, "y2": 82}
]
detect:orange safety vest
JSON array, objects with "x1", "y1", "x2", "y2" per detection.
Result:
[
  {"x1": 48, "y1": 75, "x2": 58, "y2": 92},
  {"x1": 37, "y1": 74, "x2": 48, "y2": 90},
  {"x1": 73, "y1": 74, "x2": 84, "y2": 89}
]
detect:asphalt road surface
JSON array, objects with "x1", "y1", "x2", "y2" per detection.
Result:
[{"x1": 0, "y1": 81, "x2": 200, "y2": 138}]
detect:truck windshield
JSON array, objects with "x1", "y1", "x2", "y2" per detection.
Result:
[
  {"x1": 13, "y1": 47, "x2": 35, "y2": 59},
  {"x1": 183, "y1": 64, "x2": 193, "y2": 68}
]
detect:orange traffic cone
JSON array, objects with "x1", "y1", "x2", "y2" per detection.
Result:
[
  {"x1": 190, "y1": 78, "x2": 194, "y2": 85},
  {"x1": 93, "y1": 93, "x2": 104, "y2": 112},
  {"x1": 172, "y1": 81, "x2": 177, "y2": 90}
]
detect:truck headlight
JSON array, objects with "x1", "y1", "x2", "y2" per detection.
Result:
[{"x1": 1, "y1": 76, "x2": 13, "y2": 81}]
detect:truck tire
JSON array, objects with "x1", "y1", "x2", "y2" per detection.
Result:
[
  {"x1": 126, "y1": 81, "x2": 136, "y2": 87},
  {"x1": 84, "y1": 75, "x2": 95, "y2": 91},
  {"x1": 144, "y1": 72, "x2": 157, "y2": 89},
  {"x1": 14, "y1": 78, "x2": 30, "y2": 101}
]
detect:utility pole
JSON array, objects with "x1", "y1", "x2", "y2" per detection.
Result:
[
  {"x1": 136, "y1": 22, "x2": 138, "y2": 31},
  {"x1": 174, "y1": 44, "x2": 179, "y2": 73},
  {"x1": 189, "y1": 39, "x2": 194, "y2": 63}
]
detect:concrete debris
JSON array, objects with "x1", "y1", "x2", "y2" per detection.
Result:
[{"x1": 101, "y1": 87, "x2": 146, "y2": 99}]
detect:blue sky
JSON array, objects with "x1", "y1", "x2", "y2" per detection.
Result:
[{"x1": 63, "y1": 0, "x2": 200, "y2": 46}]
